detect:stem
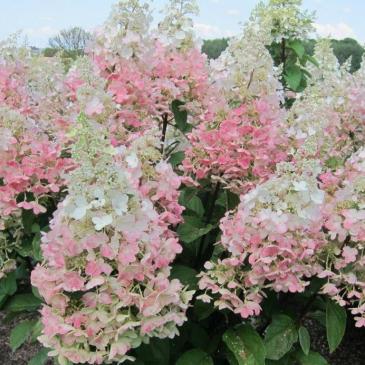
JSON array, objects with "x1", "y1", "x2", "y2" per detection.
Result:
[
  {"x1": 160, "y1": 113, "x2": 169, "y2": 156},
  {"x1": 195, "y1": 182, "x2": 221, "y2": 269}
]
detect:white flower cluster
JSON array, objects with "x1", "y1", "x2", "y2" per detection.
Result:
[
  {"x1": 93, "y1": 0, "x2": 153, "y2": 60},
  {"x1": 254, "y1": 0, "x2": 315, "y2": 42},
  {"x1": 210, "y1": 19, "x2": 282, "y2": 103},
  {"x1": 157, "y1": 0, "x2": 199, "y2": 50}
]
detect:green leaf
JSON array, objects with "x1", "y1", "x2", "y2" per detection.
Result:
[
  {"x1": 289, "y1": 40, "x2": 305, "y2": 59},
  {"x1": 32, "y1": 232, "x2": 43, "y2": 261},
  {"x1": 295, "y1": 350, "x2": 328, "y2": 365},
  {"x1": 22, "y1": 209, "x2": 36, "y2": 235},
  {"x1": 189, "y1": 323, "x2": 210, "y2": 350},
  {"x1": 10, "y1": 320, "x2": 37, "y2": 351},
  {"x1": 285, "y1": 65, "x2": 302, "y2": 91},
  {"x1": 223, "y1": 325, "x2": 266, "y2": 365},
  {"x1": 28, "y1": 348, "x2": 49, "y2": 365},
  {"x1": 136, "y1": 338, "x2": 170, "y2": 365},
  {"x1": 5, "y1": 293, "x2": 42, "y2": 312},
  {"x1": 326, "y1": 299, "x2": 346, "y2": 353},
  {"x1": 179, "y1": 187, "x2": 197, "y2": 206},
  {"x1": 298, "y1": 326, "x2": 310, "y2": 355},
  {"x1": 171, "y1": 100, "x2": 191, "y2": 133},
  {"x1": 186, "y1": 196, "x2": 205, "y2": 217},
  {"x1": 0, "y1": 270, "x2": 17, "y2": 296},
  {"x1": 168, "y1": 151, "x2": 185, "y2": 167},
  {"x1": 16, "y1": 238, "x2": 33, "y2": 257},
  {"x1": 170, "y1": 264, "x2": 198, "y2": 290},
  {"x1": 30, "y1": 320, "x2": 43, "y2": 341},
  {"x1": 193, "y1": 300, "x2": 215, "y2": 321},
  {"x1": 325, "y1": 156, "x2": 343, "y2": 170},
  {"x1": 176, "y1": 349, "x2": 213, "y2": 365},
  {"x1": 306, "y1": 54, "x2": 319, "y2": 67},
  {"x1": 177, "y1": 222, "x2": 213, "y2": 244},
  {"x1": 264, "y1": 315, "x2": 298, "y2": 360}
]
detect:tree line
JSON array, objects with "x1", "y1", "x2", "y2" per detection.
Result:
[
  {"x1": 43, "y1": 27, "x2": 364, "y2": 74},
  {"x1": 202, "y1": 37, "x2": 365, "y2": 73}
]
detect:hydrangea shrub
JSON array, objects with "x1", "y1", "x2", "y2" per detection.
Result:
[{"x1": 0, "y1": 0, "x2": 364, "y2": 364}]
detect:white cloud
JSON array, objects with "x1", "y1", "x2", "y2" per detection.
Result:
[
  {"x1": 227, "y1": 9, "x2": 240, "y2": 16},
  {"x1": 23, "y1": 26, "x2": 58, "y2": 38},
  {"x1": 314, "y1": 22, "x2": 355, "y2": 40},
  {"x1": 194, "y1": 22, "x2": 234, "y2": 39},
  {"x1": 22, "y1": 26, "x2": 59, "y2": 47},
  {"x1": 39, "y1": 16, "x2": 55, "y2": 21}
]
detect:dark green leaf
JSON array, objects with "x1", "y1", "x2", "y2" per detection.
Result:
[
  {"x1": 5, "y1": 293, "x2": 42, "y2": 312},
  {"x1": 177, "y1": 223, "x2": 213, "y2": 244},
  {"x1": 298, "y1": 326, "x2": 310, "y2": 355},
  {"x1": 285, "y1": 65, "x2": 302, "y2": 91},
  {"x1": 176, "y1": 349, "x2": 213, "y2": 365},
  {"x1": 193, "y1": 300, "x2": 215, "y2": 321},
  {"x1": 32, "y1": 232, "x2": 43, "y2": 261},
  {"x1": 265, "y1": 315, "x2": 298, "y2": 360},
  {"x1": 186, "y1": 196, "x2": 205, "y2": 217},
  {"x1": 295, "y1": 350, "x2": 328, "y2": 365},
  {"x1": 22, "y1": 209, "x2": 36, "y2": 235},
  {"x1": 168, "y1": 151, "x2": 185, "y2": 167},
  {"x1": 28, "y1": 348, "x2": 49, "y2": 365},
  {"x1": 10, "y1": 320, "x2": 37, "y2": 351},
  {"x1": 223, "y1": 324, "x2": 266, "y2": 365},
  {"x1": 289, "y1": 40, "x2": 305, "y2": 59},
  {"x1": 189, "y1": 323, "x2": 210, "y2": 350},
  {"x1": 170, "y1": 264, "x2": 198, "y2": 290},
  {"x1": 136, "y1": 338, "x2": 170, "y2": 365},
  {"x1": 0, "y1": 270, "x2": 17, "y2": 296},
  {"x1": 326, "y1": 299, "x2": 346, "y2": 353},
  {"x1": 171, "y1": 100, "x2": 191, "y2": 133},
  {"x1": 179, "y1": 187, "x2": 197, "y2": 206}
]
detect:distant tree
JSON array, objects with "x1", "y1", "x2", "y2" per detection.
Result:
[
  {"x1": 48, "y1": 27, "x2": 91, "y2": 57},
  {"x1": 331, "y1": 38, "x2": 364, "y2": 73},
  {"x1": 202, "y1": 38, "x2": 229, "y2": 59},
  {"x1": 43, "y1": 47, "x2": 58, "y2": 57}
]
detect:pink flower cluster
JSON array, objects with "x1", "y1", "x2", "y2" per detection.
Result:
[
  {"x1": 0, "y1": 56, "x2": 72, "y2": 222},
  {"x1": 31, "y1": 118, "x2": 192, "y2": 364},
  {"x1": 198, "y1": 161, "x2": 327, "y2": 317},
  {"x1": 183, "y1": 97, "x2": 287, "y2": 193},
  {"x1": 319, "y1": 148, "x2": 365, "y2": 327},
  {"x1": 0, "y1": 122, "x2": 71, "y2": 217}
]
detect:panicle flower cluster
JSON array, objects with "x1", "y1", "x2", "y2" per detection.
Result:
[
  {"x1": 92, "y1": 0, "x2": 152, "y2": 61},
  {"x1": 287, "y1": 39, "x2": 364, "y2": 162},
  {"x1": 254, "y1": 0, "x2": 315, "y2": 42},
  {"x1": 210, "y1": 19, "x2": 282, "y2": 103},
  {"x1": 183, "y1": 97, "x2": 287, "y2": 193},
  {"x1": 157, "y1": 0, "x2": 199, "y2": 50},
  {"x1": 0, "y1": 45, "x2": 72, "y2": 279},
  {"x1": 66, "y1": 0, "x2": 221, "y2": 148},
  {"x1": 0, "y1": 107, "x2": 71, "y2": 219},
  {"x1": 32, "y1": 116, "x2": 193, "y2": 364},
  {"x1": 198, "y1": 160, "x2": 327, "y2": 317},
  {"x1": 319, "y1": 148, "x2": 365, "y2": 327}
]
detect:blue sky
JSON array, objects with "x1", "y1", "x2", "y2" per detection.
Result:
[{"x1": 0, "y1": 0, "x2": 364, "y2": 47}]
